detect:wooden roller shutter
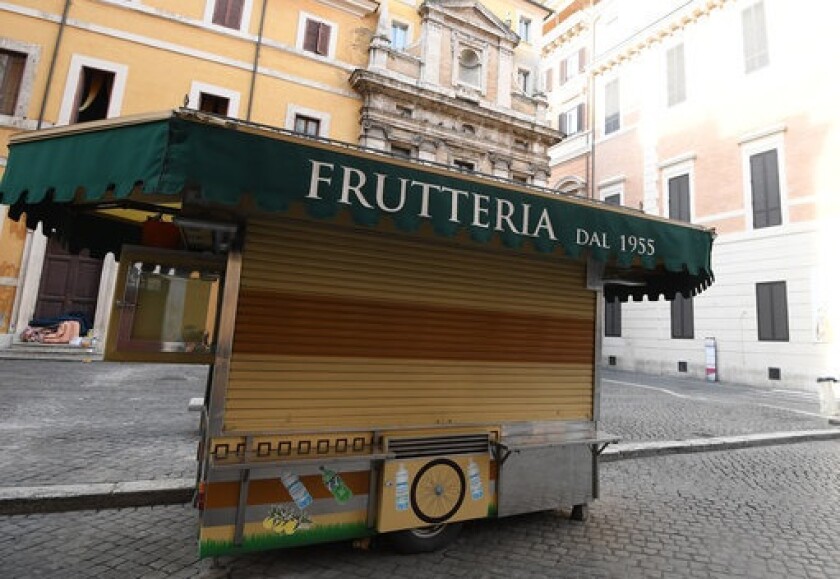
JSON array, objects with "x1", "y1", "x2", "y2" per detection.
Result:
[{"x1": 224, "y1": 216, "x2": 596, "y2": 432}]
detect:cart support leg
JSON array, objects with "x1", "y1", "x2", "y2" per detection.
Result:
[{"x1": 570, "y1": 503, "x2": 589, "y2": 521}]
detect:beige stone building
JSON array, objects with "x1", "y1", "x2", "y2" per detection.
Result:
[
  {"x1": 0, "y1": 0, "x2": 558, "y2": 351},
  {"x1": 542, "y1": 0, "x2": 839, "y2": 388}
]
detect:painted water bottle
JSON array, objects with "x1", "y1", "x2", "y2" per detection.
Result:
[
  {"x1": 395, "y1": 463, "x2": 410, "y2": 511},
  {"x1": 468, "y1": 458, "x2": 483, "y2": 501},
  {"x1": 279, "y1": 470, "x2": 313, "y2": 510},
  {"x1": 320, "y1": 466, "x2": 353, "y2": 504}
]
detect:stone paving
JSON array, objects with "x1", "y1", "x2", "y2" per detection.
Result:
[
  {"x1": 600, "y1": 369, "x2": 829, "y2": 442},
  {"x1": 0, "y1": 361, "x2": 833, "y2": 490},
  {"x1": 0, "y1": 361, "x2": 207, "y2": 487},
  {"x1": 1, "y1": 442, "x2": 838, "y2": 578}
]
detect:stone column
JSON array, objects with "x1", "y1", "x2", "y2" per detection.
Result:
[
  {"x1": 13, "y1": 225, "x2": 47, "y2": 335},
  {"x1": 420, "y1": 21, "x2": 442, "y2": 85},
  {"x1": 497, "y1": 47, "x2": 513, "y2": 108}
]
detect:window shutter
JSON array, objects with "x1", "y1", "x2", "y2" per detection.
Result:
[
  {"x1": 666, "y1": 44, "x2": 686, "y2": 106},
  {"x1": 771, "y1": 282, "x2": 789, "y2": 340},
  {"x1": 756, "y1": 281, "x2": 788, "y2": 341},
  {"x1": 671, "y1": 299, "x2": 682, "y2": 338},
  {"x1": 0, "y1": 50, "x2": 26, "y2": 115},
  {"x1": 605, "y1": 299, "x2": 622, "y2": 337},
  {"x1": 763, "y1": 150, "x2": 781, "y2": 226},
  {"x1": 742, "y1": 1, "x2": 769, "y2": 72},
  {"x1": 578, "y1": 47, "x2": 586, "y2": 73},
  {"x1": 750, "y1": 153, "x2": 768, "y2": 228},
  {"x1": 756, "y1": 283, "x2": 772, "y2": 340},
  {"x1": 212, "y1": 0, "x2": 229, "y2": 25},
  {"x1": 576, "y1": 103, "x2": 585, "y2": 132},
  {"x1": 750, "y1": 150, "x2": 781, "y2": 228},
  {"x1": 668, "y1": 174, "x2": 690, "y2": 222},
  {"x1": 304, "y1": 19, "x2": 320, "y2": 53},
  {"x1": 228, "y1": 0, "x2": 244, "y2": 28},
  {"x1": 212, "y1": 0, "x2": 244, "y2": 29},
  {"x1": 671, "y1": 295, "x2": 694, "y2": 339},
  {"x1": 560, "y1": 60, "x2": 567, "y2": 85},
  {"x1": 604, "y1": 79, "x2": 620, "y2": 134},
  {"x1": 316, "y1": 23, "x2": 331, "y2": 55}
]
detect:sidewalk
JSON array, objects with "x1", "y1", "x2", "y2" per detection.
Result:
[{"x1": 0, "y1": 362, "x2": 837, "y2": 514}]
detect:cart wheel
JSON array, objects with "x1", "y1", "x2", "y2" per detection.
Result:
[
  {"x1": 388, "y1": 523, "x2": 463, "y2": 554},
  {"x1": 410, "y1": 458, "x2": 466, "y2": 524}
]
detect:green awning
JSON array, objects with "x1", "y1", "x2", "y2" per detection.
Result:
[{"x1": 1, "y1": 110, "x2": 714, "y2": 301}]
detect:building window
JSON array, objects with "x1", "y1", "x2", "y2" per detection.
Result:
[
  {"x1": 604, "y1": 78, "x2": 620, "y2": 135},
  {"x1": 603, "y1": 193, "x2": 621, "y2": 206},
  {"x1": 517, "y1": 69, "x2": 531, "y2": 95},
  {"x1": 671, "y1": 294, "x2": 694, "y2": 339},
  {"x1": 458, "y1": 48, "x2": 481, "y2": 87},
  {"x1": 667, "y1": 173, "x2": 693, "y2": 338},
  {"x1": 189, "y1": 82, "x2": 240, "y2": 118},
  {"x1": 666, "y1": 43, "x2": 686, "y2": 106},
  {"x1": 511, "y1": 174, "x2": 528, "y2": 184},
  {"x1": 198, "y1": 93, "x2": 230, "y2": 115},
  {"x1": 742, "y1": 1, "x2": 769, "y2": 73},
  {"x1": 211, "y1": 0, "x2": 245, "y2": 30},
  {"x1": 544, "y1": 68, "x2": 554, "y2": 92},
  {"x1": 519, "y1": 17, "x2": 531, "y2": 42},
  {"x1": 605, "y1": 299, "x2": 621, "y2": 337},
  {"x1": 750, "y1": 149, "x2": 782, "y2": 228},
  {"x1": 0, "y1": 49, "x2": 26, "y2": 116},
  {"x1": 391, "y1": 22, "x2": 408, "y2": 51},
  {"x1": 560, "y1": 48, "x2": 585, "y2": 85},
  {"x1": 73, "y1": 67, "x2": 115, "y2": 123},
  {"x1": 756, "y1": 281, "x2": 789, "y2": 341},
  {"x1": 668, "y1": 174, "x2": 690, "y2": 222},
  {"x1": 294, "y1": 114, "x2": 320, "y2": 136},
  {"x1": 559, "y1": 103, "x2": 585, "y2": 135},
  {"x1": 303, "y1": 18, "x2": 332, "y2": 56},
  {"x1": 58, "y1": 55, "x2": 127, "y2": 125},
  {"x1": 391, "y1": 144, "x2": 412, "y2": 159},
  {"x1": 453, "y1": 159, "x2": 475, "y2": 171}
]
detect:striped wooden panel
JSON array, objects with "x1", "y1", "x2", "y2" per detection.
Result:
[
  {"x1": 225, "y1": 217, "x2": 595, "y2": 432},
  {"x1": 225, "y1": 357, "x2": 592, "y2": 431},
  {"x1": 240, "y1": 219, "x2": 594, "y2": 317}
]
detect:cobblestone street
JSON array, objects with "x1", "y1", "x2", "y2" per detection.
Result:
[
  {"x1": 1, "y1": 360, "x2": 837, "y2": 577},
  {"x1": 2, "y1": 442, "x2": 839, "y2": 578}
]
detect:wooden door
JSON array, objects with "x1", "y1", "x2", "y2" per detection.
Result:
[{"x1": 35, "y1": 239, "x2": 103, "y2": 323}]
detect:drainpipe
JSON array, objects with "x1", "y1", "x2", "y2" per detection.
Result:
[
  {"x1": 246, "y1": 0, "x2": 268, "y2": 121},
  {"x1": 587, "y1": 0, "x2": 597, "y2": 200},
  {"x1": 37, "y1": 0, "x2": 71, "y2": 129}
]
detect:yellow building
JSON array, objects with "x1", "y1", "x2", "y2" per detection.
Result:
[{"x1": 0, "y1": 0, "x2": 557, "y2": 349}]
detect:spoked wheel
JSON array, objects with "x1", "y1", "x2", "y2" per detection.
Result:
[
  {"x1": 389, "y1": 459, "x2": 467, "y2": 554},
  {"x1": 410, "y1": 458, "x2": 466, "y2": 524}
]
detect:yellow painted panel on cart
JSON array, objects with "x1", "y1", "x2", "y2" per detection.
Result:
[{"x1": 377, "y1": 454, "x2": 491, "y2": 533}]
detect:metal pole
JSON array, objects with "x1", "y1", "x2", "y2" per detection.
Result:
[
  {"x1": 37, "y1": 0, "x2": 71, "y2": 129},
  {"x1": 246, "y1": 0, "x2": 268, "y2": 121}
]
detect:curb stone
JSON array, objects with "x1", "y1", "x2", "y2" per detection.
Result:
[
  {"x1": 0, "y1": 478, "x2": 194, "y2": 515},
  {"x1": 601, "y1": 428, "x2": 840, "y2": 462},
  {"x1": 2, "y1": 429, "x2": 839, "y2": 515}
]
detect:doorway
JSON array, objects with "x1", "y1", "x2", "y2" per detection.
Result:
[{"x1": 34, "y1": 239, "x2": 103, "y2": 325}]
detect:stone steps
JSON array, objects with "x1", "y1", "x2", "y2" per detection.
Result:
[{"x1": 0, "y1": 341, "x2": 103, "y2": 362}]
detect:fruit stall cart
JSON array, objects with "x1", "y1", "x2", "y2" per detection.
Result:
[{"x1": 0, "y1": 109, "x2": 715, "y2": 556}]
